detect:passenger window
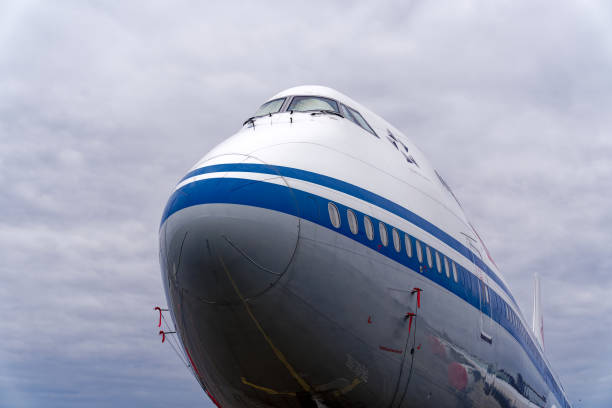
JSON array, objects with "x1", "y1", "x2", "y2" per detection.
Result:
[
  {"x1": 426, "y1": 246, "x2": 433, "y2": 268},
  {"x1": 452, "y1": 261, "x2": 458, "y2": 282},
  {"x1": 364, "y1": 216, "x2": 374, "y2": 241},
  {"x1": 347, "y1": 209, "x2": 358, "y2": 234},
  {"x1": 435, "y1": 251, "x2": 442, "y2": 273},
  {"x1": 328, "y1": 202, "x2": 340, "y2": 228},
  {"x1": 288, "y1": 96, "x2": 338, "y2": 113},
  {"x1": 485, "y1": 286, "x2": 490, "y2": 303},
  {"x1": 444, "y1": 256, "x2": 450, "y2": 278},
  {"x1": 379, "y1": 222, "x2": 388, "y2": 247},
  {"x1": 253, "y1": 98, "x2": 285, "y2": 117},
  {"x1": 415, "y1": 240, "x2": 423, "y2": 263},
  {"x1": 405, "y1": 234, "x2": 412, "y2": 257},
  {"x1": 392, "y1": 228, "x2": 401, "y2": 252},
  {"x1": 347, "y1": 106, "x2": 377, "y2": 136}
]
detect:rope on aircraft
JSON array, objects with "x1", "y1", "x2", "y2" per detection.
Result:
[{"x1": 155, "y1": 306, "x2": 191, "y2": 368}]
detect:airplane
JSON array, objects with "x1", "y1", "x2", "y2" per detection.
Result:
[{"x1": 158, "y1": 85, "x2": 571, "y2": 408}]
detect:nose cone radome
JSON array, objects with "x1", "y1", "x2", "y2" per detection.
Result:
[
  {"x1": 158, "y1": 172, "x2": 305, "y2": 404},
  {"x1": 160, "y1": 175, "x2": 300, "y2": 305}
]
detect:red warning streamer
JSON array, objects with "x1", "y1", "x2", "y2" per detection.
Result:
[
  {"x1": 154, "y1": 306, "x2": 168, "y2": 328},
  {"x1": 158, "y1": 330, "x2": 175, "y2": 343},
  {"x1": 411, "y1": 287, "x2": 423, "y2": 308},
  {"x1": 155, "y1": 307, "x2": 162, "y2": 327},
  {"x1": 405, "y1": 312, "x2": 416, "y2": 336}
]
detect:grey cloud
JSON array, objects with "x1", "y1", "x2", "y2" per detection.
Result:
[{"x1": 1, "y1": 1, "x2": 610, "y2": 407}]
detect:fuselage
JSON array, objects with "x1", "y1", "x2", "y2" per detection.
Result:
[{"x1": 159, "y1": 86, "x2": 571, "y2": 408}]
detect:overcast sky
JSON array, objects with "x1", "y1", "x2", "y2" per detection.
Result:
[{"x1": 1, "y1": 1, "x2": 611, "y2": 407}]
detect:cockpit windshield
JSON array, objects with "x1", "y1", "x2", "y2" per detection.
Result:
[
  {"x1": 253, "y1": 98, "x2": 285, "y2": 117},
  {"x1": 247, "y1": 94, "x2": 377, "y2": 138},
  {"x1": 287, "y1": 96, "x2": 339, "y2": 113}
]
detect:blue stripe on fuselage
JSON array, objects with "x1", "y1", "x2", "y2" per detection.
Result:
[
  {"x1": 172, "y1": 163, "x2": 517, "y2": 308},
  {"x1": 161, "y1": 176, "x2": 568, "y2": 408}
]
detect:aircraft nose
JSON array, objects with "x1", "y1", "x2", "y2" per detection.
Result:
[
  {"x1": 158, "y1": 169, "x2": 320, "y2": 405},
  {"x1": 160, "y1": 172, "x2": 300, "y2": 304}
]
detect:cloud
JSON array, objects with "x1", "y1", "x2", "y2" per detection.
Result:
[{"x1": 1, "y1": 0, "x2": 610, "y2": 407}]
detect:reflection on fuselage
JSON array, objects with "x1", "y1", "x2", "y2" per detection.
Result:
[{"x1": 159, "y1": 85, "x2": 571, "y2": 408}]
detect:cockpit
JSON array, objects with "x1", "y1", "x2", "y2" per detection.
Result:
[{"x1": 246, "y1": 95, "x2": 378, "y2": 137}]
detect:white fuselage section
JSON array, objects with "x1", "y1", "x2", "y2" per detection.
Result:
[{"x1": 160, "y1": 85, "x2": 570, "y2": 408}]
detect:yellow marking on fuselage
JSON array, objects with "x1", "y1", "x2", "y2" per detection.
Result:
[
  {"x1": 333, "y1": 378, "x2": 362, "y2": 397},
  {"x1": 218, "y1": 254, "x2": 312, "y2": 392},
  {"x1": 241, "y1": 377, "x2": 297, "y2": 396}
]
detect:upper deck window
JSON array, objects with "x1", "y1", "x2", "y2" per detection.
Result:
[
  {"x1": 392, "y1": 228, "x2": 401, "y2": 252},
  {"x1": 328, "y1": 202, "x2": 340, "y2": 228},
  {"x1": 444, "y1": 256, "x2": 450, "y2": 278},
  {"x1": 253, "y1": 98, "x2": 286, "y2": 117},
  {"x1": 415, "y1": 240, "x2": 423, "y2": 263},
  {"x1": 288, "y1": 96, "x2": 339, "y2": 113},
  {"x1": 379, "y1": 222, "x2": 388, "y2": 247},
  {"x1": 426, "y1": 246, "x2": 433, "y2": 268},
  {"x1": 405, "y1": 234, "x2": 412, "y2": 257},
  {"x1": 364, "y1": 215, "x2": 374, "y2": 241},
  {"x1": 347, "y1": 209, "x2": 358, "y2": 234}
]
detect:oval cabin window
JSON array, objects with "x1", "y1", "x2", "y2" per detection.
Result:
[
  {"x1": 347, "y1": 209, "x2": 358, "y2": 234},
  {"x1": 328, "y1": 202, "x2": 340, "y2": 228},
  {"x1": 364, "y1": 216, "x2": 374, "y2": 241},
  {"x1": 444, "y1": 257, "x2": 450, "y2": 278},
  {"x1": 379, "y1": 222, "x2": 388, "y2": 247},
  {"x1": 405, "y1": 234, "x2": 412, "y2": 258},
  {"x1": 426, "y1": 246, "x2": 433, "y2": 268},
  {"x1": 392, "y1": 229, "x2": 401, "y2": 252},
  {"x1": 415, "y1": 240, "x2": 423, "y2": 263},
  {"x1": 436, "y1": 251, "x2": 442, "y2": 273}
]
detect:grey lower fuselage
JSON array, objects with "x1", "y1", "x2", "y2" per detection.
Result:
[{"x1": 158, "y1": 86, "x2": 570, "y2": 408}]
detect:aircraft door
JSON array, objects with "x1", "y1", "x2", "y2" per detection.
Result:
[
  {"x1": 478, "y1": 270, "x2": 494, "y2": 344},
  {"x1": 465, "y1": 237, "x2": 497, "y2": 395},
  {"x1": 465, "y1": 237, "x2": 493, "y2": 344}
]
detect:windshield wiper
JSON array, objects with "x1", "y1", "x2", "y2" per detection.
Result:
[
  {"x1": 243, "y1": 116, "x2": 256, "y2": 126},
  {"x1": 310, "y1": 110, "x2": 344, "y2": 118},
  {"x1": 244, "y1": 112, "x2": 278, "y2": 126}
]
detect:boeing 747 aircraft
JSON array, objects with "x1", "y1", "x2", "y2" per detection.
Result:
[{"x1": 159, "y1": 86, "x2": 570, "y2": 408}]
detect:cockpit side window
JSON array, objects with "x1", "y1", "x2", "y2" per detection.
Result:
[
  {"x1": 288, "y1": 96, "x2": 339, "y2": 113},
  {"x1": 344, "y1": 105, "x2": 377, "y2": 137},
  {"x1": 253, "y1": 98, "x2": 286, "y2": 117},
  {"x1": 339, "y1": 104, "x2": 358, "y2": 125}
]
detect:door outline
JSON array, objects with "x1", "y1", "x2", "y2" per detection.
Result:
[
  {"x1": 387, "y1": 285, "x2": 419, "y2": 408},
  {"x1": 465, "y1": 238, "x2": 494, "y2": 344}
]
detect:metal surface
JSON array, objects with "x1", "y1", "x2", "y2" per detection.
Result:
[{"x1": 158, "y1": 85, "x2": 570, "y2": 408}]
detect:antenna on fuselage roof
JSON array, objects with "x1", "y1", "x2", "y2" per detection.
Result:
[{"x1": 532, "y1": 274, "x2": 545, "y2": 351}]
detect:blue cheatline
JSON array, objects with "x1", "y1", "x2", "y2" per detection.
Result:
[
  {"x1": 161, "y1": 176, "x2": 568, "y2": 407},
  {"x1": 175, "y1": 163, "x2": 517, "y2": 308}
]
